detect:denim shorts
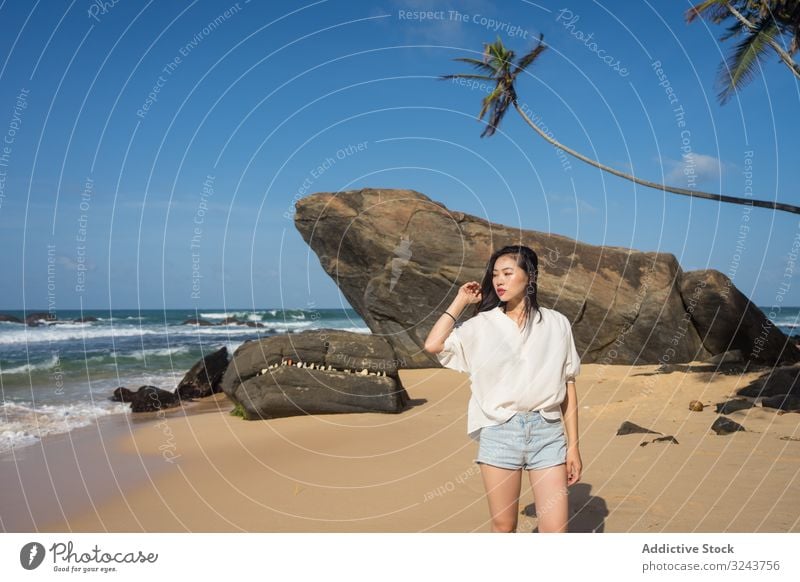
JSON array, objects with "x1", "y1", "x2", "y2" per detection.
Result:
[{"x1": 476, "y1": 411, "x2": 567, "y2": 470}]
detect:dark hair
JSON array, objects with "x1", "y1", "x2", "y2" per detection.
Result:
[{"x1": 469, "y1": 245, "x2": 543, "y2": 332}]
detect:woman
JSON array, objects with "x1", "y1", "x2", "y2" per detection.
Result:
[{"x1": 424, "y1": 245, "x2": 582, "y2": 533}]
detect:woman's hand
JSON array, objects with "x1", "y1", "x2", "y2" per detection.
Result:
[
  {"x1": 566, "y1": 447, "x2": 582, "y2": 486},
  {"x1": 456, "y1": 281, "x2": 482, "y2": 305}
]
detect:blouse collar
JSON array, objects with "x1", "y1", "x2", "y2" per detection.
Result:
[{"x1": 491, "y1": 305, "x2": 528, "y2": 335}]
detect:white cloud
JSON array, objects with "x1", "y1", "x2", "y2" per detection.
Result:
[
  {"x1": 57, "y1": 255, "x2": 96, "y2": 271},
  {"x1": 664, "y1": 153, "x2": 724, "y2": 185}
]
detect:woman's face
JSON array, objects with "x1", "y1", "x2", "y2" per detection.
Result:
[{"x1": 492, "y1": 255, "x2": 530, "y2": 303}]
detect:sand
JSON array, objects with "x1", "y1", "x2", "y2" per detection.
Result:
[{"x1": 2, "y1": 363, "x2": 799, "y2": 533}]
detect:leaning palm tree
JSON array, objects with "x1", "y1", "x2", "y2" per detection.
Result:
[
  {"x1": 686, "y1": 0, "x2": 800, "y2": 103},
  {"x1": 441, "y1": 34, "x2": 800, "y2": 215}
]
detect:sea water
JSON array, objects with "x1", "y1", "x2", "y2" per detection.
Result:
[{"x1": 0, "y1": 308, "x2": 369, "y2": 454}]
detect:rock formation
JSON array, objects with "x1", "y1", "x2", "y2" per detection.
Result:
[
  {"x1": 221, "y1": 329, "x2": 410, "y2": 419},
  {"x1": 294, "y1": 187, "x2": 799, "y2": 367}
]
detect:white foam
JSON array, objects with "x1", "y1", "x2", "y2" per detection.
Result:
[
  {"x1": 0, "y1": 354, "x2": 61, "y2": 375},
  {"x1": 0, "y1": 323, "x2": 278, "y2": 345},
  {"x1": 0, "y1": 401, "x2": 131, "y2": 454}
]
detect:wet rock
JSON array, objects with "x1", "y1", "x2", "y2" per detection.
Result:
[
  {"x1": 710, "y1": 416, "x2": 746, "y2": 435},
  {"x1": 25, "y1": 311, "x2": 56, "y2": 326},
  {"x1": 112, "y1": 385, "x2": 180, "y2": 412},
  {"x1": 110, "y1": 386, "x2": 135, "y2": 402},
  {"x1": 176, "y1": 346, "x2": 229, "y2": 399},
  {"x1": 182, "y1": 318, "x2": 214, "y2": 326},
  {"x1": 0, "y1": 314, "x2": 23, "y2": 323}
]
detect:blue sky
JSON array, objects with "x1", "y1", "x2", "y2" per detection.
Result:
[{"x1": 0, "y1": 0, "x2": 798, "y2": 310}]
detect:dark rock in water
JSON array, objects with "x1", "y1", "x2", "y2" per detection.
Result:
[
  {"x1": 761, "y1": 394, "x2": 800, "y2": 412},
  {"x1": 220, "y1": 316, "x2": 240, "y2": 325},
  {"x1": 74, "y1": 316, "x2": 98, "y2": 323},
  {"x1": 182, "y1": 317, "x2": 214, "y2": 326},
  {"x1": 110, "y1": 385, "x2": 179, "y2": 412},
  {"x1": 176, "y1": 346, "x2": 229, "y2": 399},
  {"x1": 715, "y1": 399, "x2": 753, "y2": 414},
  {"x1": 245, "y1": 321, "x2": 265, "y2": 328},
  {"x1": 711, "y1": 416, "x2": 746, "y2": 435},
  {"x1": 737, "y1": 365, "x2": 800, "y2": 398},
  {"x1": 221, "y1": 329, "x2": 410, "y2": 419},
  {"x1": 25, "y1": 311, "x2": 56, "y2": 326},
  {"x1": 616, "y1": 421, "x2": 662, "y2": 436},
  {"x1": 293, "y1": 187, "x2": 799, "y2": 367},
  {"x1": 110, "y1": 387, "x2": 135, "y2": 402},
  {"x1": 640, "y1": 435, "x2": 679, "y2": 446},
  {"x1": 0, "y1": 313, "x2": 23, "y2": 323}
]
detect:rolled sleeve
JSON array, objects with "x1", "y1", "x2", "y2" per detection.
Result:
[
  {"x1": 565, "y1": 322, "x2": 581, "y2": 382},
  {"x1": 436, "y1": 326, "x2": 468, "y2": 373}
]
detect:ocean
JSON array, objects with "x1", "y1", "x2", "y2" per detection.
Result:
[
  {"x1": 1, "y1": 306, "x2": 798, "y2": 455},
  {"x1": 0, "y1": 308, "x2": 368, "y2": 454}
]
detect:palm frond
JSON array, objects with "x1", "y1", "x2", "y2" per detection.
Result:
[
  {"x1": 478, "y1": 84, "x2": 504, "y2": 122},
  {"x1": 717, "y1": 17, "x2": 779, "y2": 103},
  {"x1": 439, "y1": 73, "x2": 494, "y2": 81},
  {"x1": 451, "y1": 57, "x2": 497, "y2": 74},
  {"x1": 513, "y1": 34, "x2": 547, "y2": 79},
  {"x1": 685, "y1": 0, "x2": 731, "y2": 23}
]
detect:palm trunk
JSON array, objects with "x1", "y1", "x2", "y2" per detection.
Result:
[{"x1": 512, "y1": 102, "x2": 800, "y2": 215}]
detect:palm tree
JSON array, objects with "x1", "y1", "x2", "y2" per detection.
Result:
[
  {"x1": 441, "y1": 34, "x2": 800, "y2": 215},
  {"x1": 686, "y1": 0, "x2": 800, "y2": 103}
]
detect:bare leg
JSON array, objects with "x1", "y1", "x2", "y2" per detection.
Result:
[
  {"x1": 479, "y1": 463, "x2": 522, "y2": 532},
  {"x1": 527, "y1": 463, "x2": 569, "y2": 532}
]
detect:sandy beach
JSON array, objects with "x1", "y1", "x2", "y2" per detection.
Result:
[{"x1": 2, "y1": 362, "x2": 799, "y2": 533}]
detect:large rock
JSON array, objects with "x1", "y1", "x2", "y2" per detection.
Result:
[
  {"x1": 294, "y1": 188, "x2": 800, "y2": 367},
  {"x1": 110, "y1": 385, "x2": 180, "y2": 413},
  {"x1": 221, "y1": 330, "x2": 410, "y2": 419},
  {"x1": 176, "y1": 346, "x2": 229, "y2": 399}
]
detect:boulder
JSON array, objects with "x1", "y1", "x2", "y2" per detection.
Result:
[
  {"x1": 111, "y1": 385, "x2": 180, "y2": 413},
  {"x1": 761, "y1": 394, "x2": 800, "y2": 412},
  {"x1": 616, "y1": 421, "x2": 661, "y2": 436},
  {"x1": 176, "y1": 346, "x2": 229, "y2": 399},
  {"x1": 25, "y1": 311, "x2": 56, "y2": 326},
  {"x1": 221, "y1": 330, "x2": 410, "y2": 419},
  {"x1": 711, "y1": 416, "x2": 746, "y2": 435},
  {"x1": 0, "y1": 314, "x2": 23, "y2": 323},
  {"x1": 182, "y1": 317, "x2": 214, "y2": 326},
  {"x1": 736, "y1": 365, "x2": 800, "y2": 398},
  {"x1": 293, "y1": 188, "x2": 799, "y2": 367}
]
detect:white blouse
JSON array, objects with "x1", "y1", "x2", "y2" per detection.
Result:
[{"x1": 436, "y1": 305, "x2": 581, "y2": 441}]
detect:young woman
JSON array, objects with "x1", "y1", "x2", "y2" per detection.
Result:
[{"x1": 424, "y1": 245, "x2": 582, "y2": 533}]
